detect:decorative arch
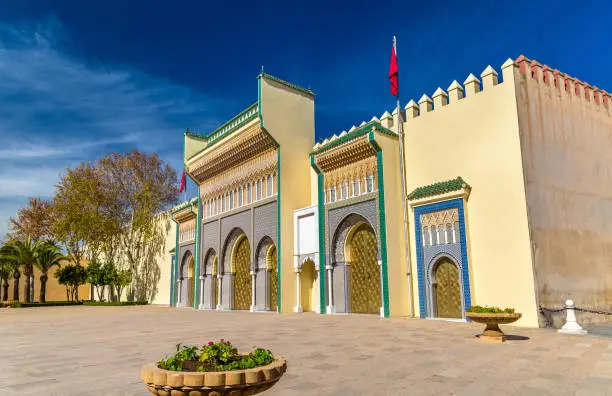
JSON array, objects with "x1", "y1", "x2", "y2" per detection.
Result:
[
  {"x1": 180, "y1": 250, "x2": 193, "y2": 279},
  {"x1": 331, "y1": 213, "x2": 376, "y2": 264},
  {"x1": 425, "y1": 252, "x2": 466, "y2": 319},
  {"x1": 221, "y1": 228, "x2": 248, "y2": 274},
  {"x1": 203, "y1": 248, "x2": 217, "y2": 276},
  {"x1": 255, "y1": 236, "x2": 275, "y2": 270},
  {"x1": 230, "y1": 234, "x2": 248, "y2": 274},
  {"x1": 344, "y1": 221, "x2": 375, "y2": 265}
]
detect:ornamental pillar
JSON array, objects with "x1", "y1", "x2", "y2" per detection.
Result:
[
  {"x1": 198, "y1": 276, "x2": 205, "y2": 310},
  {"x1": 326, "y1": 265, "x2": 335, "y2": 314},
  {"x1": 250, "y1": 270, "x2": 256, "y2": 312},
  {"x1": 294, "y1": 268, "x2": 303, "y2": 313},
  {"x1": 216, "y1": 275, "x2": 222, "y2": 310}
]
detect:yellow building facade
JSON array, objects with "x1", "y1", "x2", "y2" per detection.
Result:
[{"x1": 166, "y1": 56, "x2": 612, "y2": 328}]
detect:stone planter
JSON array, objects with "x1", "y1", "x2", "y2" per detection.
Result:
[
  {"x1": 141, "y1": 357, "x2": 287, "y2": 396},
  {"x1": 466, "y1": 312, "x2": 522, "y2": 343}
]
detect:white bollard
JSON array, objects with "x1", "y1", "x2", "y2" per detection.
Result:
[{"x1": 558, "y1": 299, "x2": 587, "y2": 335}]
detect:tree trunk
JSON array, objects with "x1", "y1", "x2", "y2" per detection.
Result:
[
  {"x1": 65, "y1": 286, "x2": 69, "y2": 302},
  {"x1": 23, "y1": 271, "x2": 31, "y2": 303},
  {"x1": 13, "y1": 271, "x2": 20, "y2": 301},
  {"x1": 40, "y1": 274, "x2": 48, "y2": 303},
  {"x1": 29, "y1": 273, "x2": 35, "y2": 302},
  {"x1": 2, "y1": 278, "x2": 8, "y2": 301}
]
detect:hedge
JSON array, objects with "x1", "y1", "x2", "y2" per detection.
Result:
[
  {"x1": 82, "y1": 301, "x2": 149, "y2": 306},
  {"x1": 0, "y1": 301, "x2": 149, "y2": 308}
]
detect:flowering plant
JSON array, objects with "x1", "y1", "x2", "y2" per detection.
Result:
[
  {"x1": 158, "y1": 339, "x2": 274, "y2": 372},
  {"x1": 467, "y1": 305, "x2": 515, "y2": 314}
]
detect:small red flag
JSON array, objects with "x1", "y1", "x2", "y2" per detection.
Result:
[
  {"x1": 179, "y1": 171, "x2": 186, "y2": 193},
  {"x1": 389, "y1": 45, "x2": 399, "y2": 96}
]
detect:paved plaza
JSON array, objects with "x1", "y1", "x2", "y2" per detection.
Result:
[{"x1": 1, "y1": 306, "x2": 612, "y2": 395}]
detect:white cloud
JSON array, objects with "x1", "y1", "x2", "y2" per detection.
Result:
[{"x1": 0, "y1": 18, "x2": 227, "y2": 239}]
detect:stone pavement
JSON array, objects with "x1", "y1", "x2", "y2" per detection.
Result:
[{"x1": 1, "y1": 306, "x2": 612, "y2": 396}]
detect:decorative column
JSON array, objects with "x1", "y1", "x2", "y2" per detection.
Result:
[
  {"x1": 294, "y1": 269, "x2": 303, "y2": 312},
  {"x1": 378, "y1": 260, "x2": 384, "y2": 317},
  {"x1": 177, "y1": 279, "x2": 183, "y2": 308},
  {"x1": 250, "y1": 270, "x2": 256, "y2": 312},
  {"x1": 216, "y1": 274, "x2": 222, "y2": 310},
  {"x1": 326, "y1": 264, "x2": 335, "y2": 314},
  {"x1": 198, "y1": 275, "x2": 205, "y2": 310}
]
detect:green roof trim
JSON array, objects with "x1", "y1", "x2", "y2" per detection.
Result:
[
  {"x1": 310, "y1": 120, "x2": 397, "y2": 156},
  {"x1": 258, "y1": 72, "x2": 315, "y2": 97},
  {"x1": 185, "y1": 103, "x2": 259, "y2": 161},
  {"x1": 407, "y1": 177, "x2": 471, "y2": 201},
  {"x1": 171, "y1": 197, "x2": 198, "y2": 214}
]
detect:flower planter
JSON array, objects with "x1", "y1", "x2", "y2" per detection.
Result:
[
  {"x1": 466, "y1": 312, "x2": 522, "y2": 343},
  {"x1": 141, "y1": 356, "x2": 287, "y2": 396}
]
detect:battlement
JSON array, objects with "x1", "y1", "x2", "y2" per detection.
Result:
[{"x1": 515, "y1": 55, "x2": 611, "y2": 110}]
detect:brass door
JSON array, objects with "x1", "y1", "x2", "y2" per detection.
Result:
[
  {"x1": 268, "y1": 246, "x2": 278, "y2": 311},
  {"x1": 233, "y1": 238, "x2": 251, "y2": 310},
  {"x1": 433, "y1": 259, "x2": 462, "y2": 318},
  {"x1": 349, "y1": 225, "x2": 381, "y2": 314}
]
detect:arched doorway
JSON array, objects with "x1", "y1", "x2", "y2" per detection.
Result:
[
  {"x1": 267, "y1": 245, "x2": 278, "y2": 311},
  {"x1": 212, "y1": 256, "x2": 219, "y2": 309},
  {"x1": 179, "y1": 251, "x2": 194, "y2": 307},
  {"x1": 346, "y1": 222, "x2": 380, "y2": 314},
  {"x1": 232, "y1": 236, "x2": 251, "y2": 310},
  {"x1": 431, "y1": 258, "x2": 462, "y2": 319},
  {"x1": 300, "y1": 259, "x2": 316, "y2": 312},
  {"x1": 187, "y1": 256, "x2": 195, "y2": 307}
]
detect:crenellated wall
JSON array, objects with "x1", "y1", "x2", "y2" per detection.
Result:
[
  {"x1": 396, "y1": 60, "x2": 539, "y2": 327},
  {"x1": 514, "y1": 55, "x2": 612, "y2": 325}
]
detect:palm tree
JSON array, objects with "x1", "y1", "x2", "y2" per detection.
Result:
[
  {"x1": 3, "y1": 237, "x2": 45, "y2": 302},
  {"x1": 35, "y1": 241, "x2": 65, "y2": 303},
  {"x1": 0, "y1": 244, "x2": 19, "y2": 301}
]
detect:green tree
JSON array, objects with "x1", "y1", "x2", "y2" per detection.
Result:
[
  {"x1": 98, "y1": 150, "x2": 178, "y2": 302},
  {"x1": 107, "y1": 262, "x2": 132, "y2": 302},
  {"x1": 52, "y1": 163, "x2": 120, "y2": 267},
  {"x1": 35, "y1": 240, "x2": 66, "y2": 303},
  {"x1": 54, "y1": 264, "x2": 87, "y2": 302},
  {"x1": 2, "y1": 237, "x2": 46, "y2": 302},
  {"x1": 87, "y1": 261, "x2": 113, "y2": 301},
  {"x1": 0, "y1": 245, "x2": 16, "y2": 301}
]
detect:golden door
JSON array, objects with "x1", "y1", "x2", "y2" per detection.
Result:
[
  {"x1": 268, "y1": 246, "x2": 278, "y2": 311},
  {"x1": 433, "y1": 259, "x2": 462, "y2": 318},
  {"x1": 233, "y1": 239, "x2": 251, "y2": 310},
  {"x1": 349, "y1": 226, "x2": 381, "y2": 314}
]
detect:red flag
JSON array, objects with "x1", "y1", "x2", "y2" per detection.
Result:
[
  {"x1": 179, "y1": 171, "x2": 186, "y2": 193},
  {"x1": 389, "y1": 45, "x2": 399, "y2": 96}
]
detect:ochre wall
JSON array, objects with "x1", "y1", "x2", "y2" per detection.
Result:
[
  {"x1": 3, "y1": 260, "x2": 90, "y2": 302},
  {"x1": 376, "y1": 132, "x2": 412, "y2": 317},
  {"x1": 151, "y1": 218, "x2": 176, "y2": 305},
  {"x1": 401, "y1": 62, "x2": 539, "y2": 327},
  {"x1": 260, "y1": 76, "x2": 315, "y2": 313},
  {"x1": 514, "y1": 58, "x2": 612, "y2": 325}
]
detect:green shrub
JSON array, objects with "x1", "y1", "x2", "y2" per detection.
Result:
[
  {"x1": 158, "y1": 340, "x2": 274, "y2": 372},
  {"x1": 83, "y1": 301, "x2": 148, "y2": 306},
  {"x1": 467, "y1": 305, "x2": 515, "y2": 314}
]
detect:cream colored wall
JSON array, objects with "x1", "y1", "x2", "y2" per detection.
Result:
[
  {"x1": 260, "y1": 76, "x2": 315, "y2": 313},
  {"x1": 402, "y1": 62, "x2": 539, "y2": 327},
  {"x1": 376, "y1": 132, "x2": 411, "y2": 317},
  {"x1": 151, "y1": 219, "x2": 176, "y2": 305}
]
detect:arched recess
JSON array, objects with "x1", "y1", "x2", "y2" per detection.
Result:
[
  {"x1": 179, "y1": 251, "x2": 194, "y2": 307},
  {"x1": 202, "y1": 249, "x2": 217, "y2": 309},
  {"x1": 330, "y1": 213, "x2": 382, "y2": 315},
  {"x1": 300, "y1": 258, "x2": 317, "y2": 312},
  {"x1": 231, "y1": 234, "x2": 251, "y2": 310},
  {"x1": 255, "y1": 236, "x2": 277, "y2": 311},
  {"x1": 428, "y1": 254, "x2": 463, "y2": 319}
]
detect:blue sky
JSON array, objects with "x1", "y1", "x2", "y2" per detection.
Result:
[{"x1": 0, "y1": 0, "x2": 610, "y2": 238}]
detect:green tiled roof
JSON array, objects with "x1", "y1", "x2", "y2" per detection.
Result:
[
  {"x1": 185, "y1": 103, "x2": 259, "y2": 161},
  {"x1": 169, "y1": 247, "x2": 176, "y2": 254},
  {"x1": 310, "y1": 120, "x2": 397, "y2": 156},
  {"x1": 259, "y1": 73, "x2": 315, "y2": 97},
  {"x1": 407, "y1": 177, "x2": 470, "y2": 200},
  {"x1": 171, "y1": 197, "x2": 198, "y2": 214}
]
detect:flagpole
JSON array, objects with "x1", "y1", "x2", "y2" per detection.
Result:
[{"x1": 393, "y1": 35, "x2": 414, "y2": 318}]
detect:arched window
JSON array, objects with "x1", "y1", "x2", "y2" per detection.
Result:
[
  {"x1": 267, "y1": 174, "x2": 273, "y2": 197},
  {"x1": 230, "y1": 191, "x2": 234, "y2": 210},
  {"x1": 434, "y1": 225, "x2": 440, "y2": 245},
  {"x1": 453, "y1": 221, "x2": 460, "y2": 243},
  {"x1": 445, "y1": 223, "x2": 452, "y2": 244},
  {"x1": 422, "y1": 227, "x2": 428, "y2": 246},
  {"x1": 330, "y1": 186, "x2": 337, "y2": 203},
  {"x1": 341, "y1": 183, "x2": 348, "y2": 200},
  {"x1": 256, "y1": 179, "x2": 263, "y2": 200},
  {"x1": 222, "y1": 193, "x2": 226, "y2": 212},
  {"x1": 428, "y1": 225, "x2": 434, "y2": 246},
  {"x1": 247, "y1": 183, "x2": 252, "y2": 204},
  {"x1": 238, "y1": 188, "x2": 243, "y2": 207},
  {"x1": 366, "y1": 174, "x2": 374, "y2": 193},
  {"x1": 352, "y1": 179, "x2": 360, "y2": 197}
]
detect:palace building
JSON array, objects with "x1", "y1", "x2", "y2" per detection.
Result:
[{"x1": 164, "y1": 55, "x2": 612, "y2": 328}]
